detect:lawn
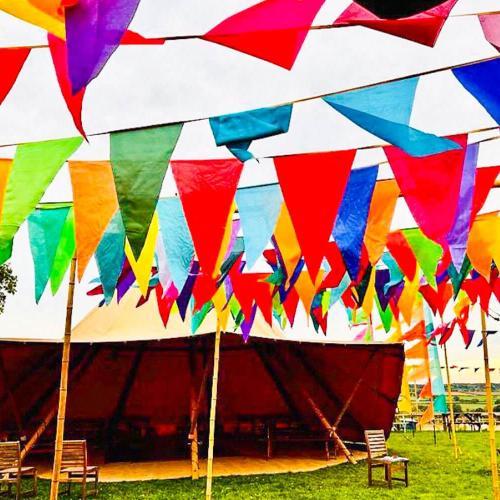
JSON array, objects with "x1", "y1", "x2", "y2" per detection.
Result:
[{"x1": 32, "y1": 432, "x2": 497, "y2": 499}]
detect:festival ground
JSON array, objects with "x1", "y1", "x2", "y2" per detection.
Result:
[{"x1": 23, "y1": 432, "x2": 499, "y2": 499}]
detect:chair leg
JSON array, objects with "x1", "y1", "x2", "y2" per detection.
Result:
[
  {"x1": 95, "y1": 471, "x2": 99, "y2": 496},
  {"x1": 82, "y1": 475, "x2": 87, "y2": 500},
  {"x1": 384, "y1": 464, "x2": 388, "y2": 481},
  {"x1": 368, "y1": 464, "x2": 372, "y2": 486},
  {"x1": 34, "y1": 471, "x2": 38, "y2": 496},
  {"x1": 387, "y1": 465, "x2": 392, "y2": 489},
  {"x1": 15, "y1": 475, "x2": 20, "y2": 500},
  {"x1": 404, "y1": 462, "x2": 409, "y2": 487}
]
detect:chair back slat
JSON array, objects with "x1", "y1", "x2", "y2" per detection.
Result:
[
  {"x1": 61, "y1": 440, "x2": 87, "y2": 468},
  {"x1": 0, "y1": 441, "x2": 20, "y2": 469},
  {"x1": 365, "y1": 430, "x2": 387, "y2": 458}
]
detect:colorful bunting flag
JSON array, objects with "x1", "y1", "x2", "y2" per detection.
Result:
[
  {"x1": 235, "y1": 184, "x2": 283, "y2": 268},
  {"x1": 333, "y1": 165, "x2": 378, "y2": 279},
  {"x1": 209, "y1": 105, "x2": 293, "y2": 162},
  {"x1": 0, "y1": 137, "x2": 82, "y2": 265},
  {"x1": 203, "y1": 0, "x2": 326, "y2": 69},
  {"x1": 69, "y1": 161, "x2": 118, "y2": 279},
  {"x1": 333, "y1": 1, "x2": 457, "y2": 47},
  {"x1": 355, "y1": 0, "x2": 452, "y2": 19},
  {"x1": 0, "y1": 48, "x2": 31, "y2": 106},
  {"x1": 0, "y1": 160, "x2": 12, "y2": 222},
  {"x1": 171, "y1": 159, "x2": 243, "y2": 279},
  {"x1": 386, "y1": 231, "x2": 417, "y2": 281},
  {"x1": 452, "y1": 59, "x2": 500, "y2": 124},
  {"x1": 274, "y1": 150, "x2": 355, "y2": 280},
  {"x1": 323, "y1": 78, "x2": 459, "y2": 156},
  {"x1": 385, "y1": 134, "x2": 467, "y2": 247},
  {"x1": 65, "y1": 0, "x2": 141, "y2": 92},
  {"x1": 110, "y1": 124, "x2": 183, "y2": 259},
  {"x1": 466, "y1": 212, "x2": 499, "y2": 278},
  {"x1": 479, "y1": 14, "x2": 500, "y2": 51}
]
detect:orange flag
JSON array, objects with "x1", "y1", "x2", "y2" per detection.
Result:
[
  {"x1": 467, "y1": 212, "x2": 499, "y2": 278},
  {"x1": 364, "y1": 179, "x2": 400, "y2": 265},
  {"x1": 274, "y1": 203, "x2": 301, "y2": 284},
  {"x1": 0, "y1": 159, "x2": 12, "y2": 222},
  {"x1": 295, "y1": 270, "x2": 324, "y2": 316},
  {"x1": 69, "y1": 161, "x2": 118, "y2": 279}
]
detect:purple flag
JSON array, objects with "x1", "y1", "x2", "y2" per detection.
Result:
[
  {"x1": 447, "y1": 143, "x2": 479, "y2": 270},
  {"x1": 66, "y1": 0, "x2": 141, "y2": 93}
]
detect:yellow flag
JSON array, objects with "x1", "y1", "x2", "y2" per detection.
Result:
[
  {"x1": 0, "y1": 159, "x2": 12, "y2": 223},
  {"x1": 467, "y1": 212, "x2": 499, "y2": 278},
  {"x1": 398, "y1": 365, "x2": 412, "y2": 414},
  {"x1": 274, "y1": 204, "x2": 301, "y2": 284},
  {"x1": 125, "y1": 212, "x2": 159, "y2": 297},
  {"x1": 295, "y1": 270, "x2": 324, "y2": 317},
  {"x1": 213, "y1": 285, "x2": 230, "y2": 331}
]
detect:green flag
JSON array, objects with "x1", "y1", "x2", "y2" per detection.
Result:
[
  {"x1": 110, "y1": 124, "x2": 183, "y2": 259},
  {"x1": 50, "y1": 207, "x2": 76, "y2": 295},
  {"x1": 0, "y1": 137, "x2": 82, "y2": 265},
  {"x1": 28, "y1": 206, "x2": 71, "y2": 302},
  {"x1": 403, "y1": 228, "x2": 442, "y2": 288}
]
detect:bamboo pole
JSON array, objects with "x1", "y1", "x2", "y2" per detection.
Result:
[
  {"x1": 480, "y1": 310, "x2": 499, "y2": 500},
  {"x1": 443, "y1": 343, "x2": 460, "y2": 459},
  {"x1": 189, "y1": 345, "x2": 199, "y2": 480},
  {"x1": 205, "y1": 322, "x2": 222, "y2": 500},
  {"x1": 49, "y1": 256, "x2": 77, "y2": 500}
]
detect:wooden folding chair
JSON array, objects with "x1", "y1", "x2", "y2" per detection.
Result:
[
  {"x1": 365, "y1": 430, "x2": 409, "y2": 488},
  {"x1": 60, "y1": 440, "x2": 98, "y2": 499},
  {"x1": 0, "y1": 441, "x2": 37, "y2": 499}
]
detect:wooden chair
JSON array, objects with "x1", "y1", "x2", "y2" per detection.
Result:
[
  {"x1": 60, "y1": 440, "x2": 98, "y2": 499},
  {"x1": 0, "y1": 441, "x2": 37, "y2": 499},
  {"x1": 365, "y1": 430, "x2": 409, "y2": 488}
]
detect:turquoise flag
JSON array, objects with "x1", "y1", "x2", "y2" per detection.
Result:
[
  {"x1": 333, "y1": 165, "x2": 378, "y2": 279},
  {"x1": 235, "y1": 184, "x2": 283, "y2": 268},
  {"x1": 323, "y1": 78, "x2": 459, "y2": 156},
  {"x1": 330, "y1": 272, "x2": 350, "y2": 307},
  {"x1": 95, "y1": 212, "x2": 126, "y2": 304},
  {"x1": 0, "y1": 137, "x2": 82, "y2": 265},
  {"x1": 28, "y1": 206, "x2": 71, "y2": 302},
  {"x1": 157, "y1": 197, "x2": 194, "y2": 291},
  {"x1": 209, "y1": 104, "x2": 293, "y2": 161}
]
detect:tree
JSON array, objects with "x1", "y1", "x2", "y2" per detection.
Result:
[{"x1": 0, "y1": 264, "x2": 17, "y2": 314}]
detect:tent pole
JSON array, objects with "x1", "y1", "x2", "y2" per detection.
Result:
[
  {"x1": 480, "y1": 309, "x2": 500, "y2": 500},
  {"x1": 443, "y1": 343, "x2": 459, "y2": 459},
  {"x1": 205, "y1": 322, "x2": 222, "y2": 500},
  {"x1": 189, "y1": 343, "x2": 199, "y2": 480},
  {"x1": 49, "y1": 256, "x2": 77, "y2": 500}
]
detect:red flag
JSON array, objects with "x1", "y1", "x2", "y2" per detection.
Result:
[
  {"x1": 120, "y1": 30, "x2": 166, "y2": 45},
  {"x1": 155, "y1": 284, "x2": 176, "y2": 326},
  {"x1": 386, "y1": 231, "x2": 417, "y2": 281},
  {"x1": 0, "y1": 47, "x2": 31, "y2": 105},
  {"x1": 171, "y1": 159, "x2": 243, "y2": 278},
  {"x1": 471, "y1": 166, "x2": 500, "y2": 218},
  {"x1": 385, "y1": 134, "x2": 467, "y2": 247},
  {"x1": 274, "y1": 150, "x2": 354, "y2": 281},
  {"x1": 282, "y1": 287, "x2": 300, "y2": 326},
  {"x1": 191, "y1": 273, "x2": 218, "y2": 311},
  {"x1": 203, "y1": 0, "x2": 326, "y2": 69},
  {"x1": 321, "y1": 242, "x2": 346, "y2": 289},
  {"x1": 333, "y1": 1, "x2": 457, "y2": 47}
]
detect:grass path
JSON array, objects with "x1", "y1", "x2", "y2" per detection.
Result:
[{"x1": 32, "y1": 432, "x2": 498, "y2": 499}]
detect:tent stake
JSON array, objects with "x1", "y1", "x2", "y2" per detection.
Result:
[
  {"x1": 49, "y1": 256, "x2": 77, "y2": 500},
  {"x1": 443, "y1": 343, "x2": 460, "y2": 459},
  {"x1": 205, "y1": 322, "x2": 222, "y2": 500},
  {"x1": 480, "y1": 309, "x2": 499, "y2": 500}
]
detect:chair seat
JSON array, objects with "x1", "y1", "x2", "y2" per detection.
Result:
[
  {"x1": 0, "y1": 466, "x2": 36, "y2": 474},
  {"x1": 373, "y1": 456, "x2": 409, "y2": 464},
  {"x1": 61, "y1": 466, "x2": 98, "y2": 474}
]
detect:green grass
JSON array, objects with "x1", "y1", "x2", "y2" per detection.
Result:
[{"x1": 28, "y1": 432, "x2": 499, "y2": 499}]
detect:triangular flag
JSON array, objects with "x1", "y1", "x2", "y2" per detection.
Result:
[
  {"x1": 171, "y1": 159, "x2": 243, "y2": 278},
  {"x1": 274, "y1": 150, "x2": 355, "y2": 280},
  {"x1": 364, "y1": 179, "x2": 400, "y2": 265},
  {"x1": 94, "y1": 211, "x2": 125, "y2": 303},
  {"x1": 0, "y1": 160, "x2": 12, "y2": 222},
  {"x1": 446, "y1": 143, "x2": 479, "y2": 270},
  {"x1": 0, "y1": 48, "x2": 31, "y2": 105},
  {"x1": 125, "y1": 212, "x2": 159, "y2": 296},
  {"x1": 49, "y1": 206, "x2": 76, "y2": 295},
  {"x1": 273, "y1": 203, "x2": 301, "y2": 283},
  {"x1": 385, "y1": 134, "x2": 467, "y2": 247},
  {"x1": 69, "y1": 161, "x2": 118, "y2": 279},
  {"x1": 333, "y1": 165, "x2": 378, "y2": 279},
  {"x1": 110, "y1": 124, "x2": 183, "y2": 259},
  {"x1": 210, "y1": 105, "x2": 293, "y2": 162},
  {"x1": 386, "y1": 231, "x2": 417, "y2": 281},
  {"x1": 28, "y1": 206, "x2": 71, "y2": 302},
  {"x1": 479, "y1": 14, "x2": 500, "y2": 51},
  {"x1": 157, "y1": 197, "x2": 194, "y2": 292},
  {"x1": 203, "y1": 0, "x2": 326, "y2": 69},
  {"x1": 295, "y1": 270, "x2": 324, "y2": 315},
  {"x1": 236, "y1": 184, "x2": 283, "y2": 268},
  {"x1": 0, "y1": 137, "x2": 82, "y2": 265},
  {"x1": 467, "y1": 212, "x2": 499, "y2": 278},
  {"x1": 354, "y1": 1, "x2": 453, "y2": 19},
  {"x1": 48, "y1": 34, "x2": 86, "y2": 137},
  {"x1": 404, "y1": 228, "x2": 442, "y2": 288},
  {"x1": 324, "y1": 78, "x2": 459, "y2": 157},
  {"x1": 65, "y1": 0, "x2": 141, "y2": 92},
  {"x1": 452, "y1": 59, "x2": 500, "y2": 124},
  {"x1": 471, "y1": 166, "x2": 500, "y2": 216},
  {"x1": 333, "y1": 1, "x2": 457, "y2": 47},
  {"x1": 0, "y1": 1, "x2": 65, "y2": 38}
]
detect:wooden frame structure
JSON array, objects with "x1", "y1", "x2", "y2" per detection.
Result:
[{"x1": 0, "y1": 441, "x2": 37, "y2": 499}]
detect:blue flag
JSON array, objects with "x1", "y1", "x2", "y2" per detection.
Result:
[
  {"x1": 236, "y1": 184, "x2": 283, "y2": 268},
  {"x1": 323, "y1": 77, "x2": 459, "y2": 156},
  {"x1": 333, "y1": 165, "x2": 378, "y2": 280},
  {"x1": 209, "y1": 104, "x2": 293, "y2": 161}
]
